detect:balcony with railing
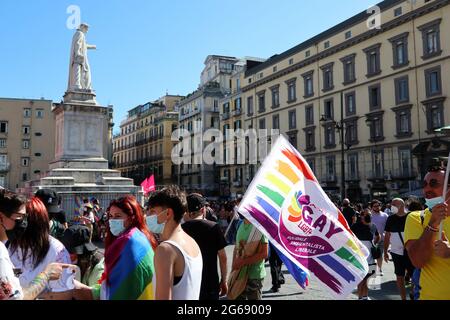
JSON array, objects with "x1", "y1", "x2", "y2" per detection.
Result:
[
  {"x1": 232, "y1": 108, "x2": 242, "y2": 117},
  {"x1": 322, "y1": 174, "x2": 337, "y2": 183},
  {"x1": 367, "y1": 170, "x2": 390, "y2": 181},
  {"x1": 390, "y1": 168, "x2": 418, "y2": 181},
  {"x1": 0, "y1": 163, "x2": 10, "y2": 172}
]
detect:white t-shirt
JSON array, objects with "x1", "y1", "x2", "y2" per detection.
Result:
[
  {"x1": 9, "y1": 236, "x2": 71, "y2": 292},
  {"x1": 0, "y1": 241, "x2": 23, "y2": 300}
]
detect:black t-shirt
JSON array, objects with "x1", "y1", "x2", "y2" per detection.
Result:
[
  {"x1": 351, "y1": 221, "x2": 379, "y2": 242},
  {"x1": 385, "y1": 213, "x2": 409, "y2": 233},
  {"x1": 342, "y1": 206, "x2": 356, "y2": 226},
  {"x1": 50, "y1": 210, "x2": 67, "y2": 225},
  {"x1": 182, "y1": 219, "x2": 228, "y2": 294}
]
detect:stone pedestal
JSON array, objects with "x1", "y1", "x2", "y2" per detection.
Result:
[{"x1": 34, "y1": 90, "x2": 142, "y2": 219}]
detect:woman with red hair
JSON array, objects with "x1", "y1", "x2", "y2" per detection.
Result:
[
  {"x1": 8, "y1": 197, "x2": 72, "y2": 298},
  {"x1": 74, "y1": 195, "x2": 157, "y2": 300}
]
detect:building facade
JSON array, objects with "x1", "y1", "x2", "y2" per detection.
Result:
[
  {"x1": 240, "y1": 0, "x2": 450, "y2": 202},
  {"x1": 113, "y1": 95, "x2": 183, "y2": 187},
  {"x1": 0, "y1": 98, "x2": 55, "y2": 191},
  {"x1": 177, "y1": 55, "x2": 239, "y2": 197}
]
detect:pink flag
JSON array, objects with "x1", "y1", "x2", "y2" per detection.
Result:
[
  {"x1": 140, "y1": 178, "x2": 149, "y2": 192},
  {"x1": 147, "y1": 175, "x2": 156, "y2": 193}
]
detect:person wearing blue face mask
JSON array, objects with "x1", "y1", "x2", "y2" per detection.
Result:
[{"x1": 404, "y1": 166, "x2": 450, "y2": 300}]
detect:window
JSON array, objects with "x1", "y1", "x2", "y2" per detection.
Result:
[
  {"x1": 372, "y1": 150, "x2": 384, "y2": 178},
  {"x1": 324, "y1": 99, "x2": 334, "y2": 120},
  {"x1": 345, "y1": 31, "x2": 352, "y2": 39},
  {"x1": 247, "y1": 96, "x2": 254, "y2": 116},
  {"x1": 395, "y1": 76, "x2": 410, "y2": 105},
  {"x1": 369, "y1": 84, "x2": 381, "y2": 110},
  {"x1": 306, "y1": 158, "x2": 315, "y2": 173},
  {"x1": 392, "y1": 105, "x2": 413, "y2": 137},
  {"x1": 21, "y1": 157, "x2": 29, "y2": 167},
  {"x1": 259, "y1": 118, "x2": 266, "y2": 130},
  {"x1": 394, "y1": 7, "x2": 402, "y2": 17},
  {"x1": 273, "y1": 66, "x2": 277, "y2": 73},
  {"x1": 363, "y1": 43, "x2": 382, "y2": 77},
  {"x1": 399, "y1": 148, "x2": 412, "y2": 177},
  {"x1": 288, "y1": 110, "x2": 297, "y2": 130},
  {"x1": 0, "y1": 139, "x2": 5, "y2": 148},
  {"x1": 223, "y1": 102, "x2": 230, "y2": 114},
  {"x1": 289, "y1": 58, "x2": 294, "y2": 65},
  {"x1": 425, "y1": 101, "x2": 444, "y2": 132},
  {"x1": 367, "y1": 112, "x2": 385, "y2": 142},
  {"x1": 425, "y1": 66, "x2": 442, "y2": 97},
  {"x1": 305, "y1": 50, "x2": 310, "y2": 58},
  {"x1": 345, "y1": 120, "x2": 358, "y2": 145},
  {"x1": 324, "y1": 124, "x2": 335, "y2": 148},
  {"x1": 305, "y1": 105, "x2": 314, "y2": 126},
  {"x1": 35, "y1": 153, "x2": 42, "y2": 157},
  {"x1": 23, "y1": 126, "x2": 30, "y2": 135},
  {"x1": 341, "y1": 54, "x2": 356, "y2": 84},
  {"x1": 286, "y1": 78, "x2": 297, "y2": 102},
  {"x1": 345, "y1": 92, "x2": 356, "y2": 116},
  {"x1": 24, "y1": 108, "x2": 31, "y2": 118},
  {"x1": 389, "y1": 32, "x2": 409, "y2": 68},
  {"x1": 302, "y1": 71, "x2": 314, "y2": 98},
  {"x1": 324, "y1": 41, "x2": 330, "y2": 49},
  {"x1": 235, "y1": 98, "x2": 241, "y2": 111},
  {"x1": 270, "y1": 85, "x2": 280, "y2": 108},
  {"x1": 304, "y1": 127, "x2": 315, "y2": 151},
  {"x1": 0, "y1": 122, "x2": 8, "y2": 133},
  {"x1": 22, "y1": 173, "x2": 28, "y2": 182},
  {"x1": 326, "y1": 156, "x2": 336, "y2": 179},
  {"x1": 272, "y1": 114, "x2": 280, "y2": 130},
  {"x1": 257, "y1": 91, "x2": 265, "y2": 113},
  {"x1": 288, "y1": 132, "x2": 297, "y2": 149},
  {"x1": 348, "y1": 153, "x2": 359, "y2": 180},
  {"x1": 22, "y1": 140, "x2": 30, "y2": 149},
  {"x1": 418, "y1": 19, "x2": 442, "y2": 59},
  {"x1": 321, "y1": 63, "x2": 334, "y2": 92}
]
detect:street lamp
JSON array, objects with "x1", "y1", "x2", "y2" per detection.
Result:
[{"x1": 320, "y1": 91, "x2": 347, "y2": 202}]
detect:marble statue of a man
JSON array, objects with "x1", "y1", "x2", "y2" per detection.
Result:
[{"x1": 68, "y1": 23, "x2": 96, "y2": 91}]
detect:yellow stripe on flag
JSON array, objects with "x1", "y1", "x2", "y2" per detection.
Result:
[
  {"x1": 265, "y1": 172, "x2": 291, "y2": 196},
  {"x1": 346, "y1": 239, "x2": 363, "y2": 257},
  {"x1": 137, "y1": 282, "x2": 154, "y2": 300}
]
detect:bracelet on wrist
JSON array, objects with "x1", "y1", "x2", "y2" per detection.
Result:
[{"x1": 426, "y1": 224, "x2": 439, "y2": 233}]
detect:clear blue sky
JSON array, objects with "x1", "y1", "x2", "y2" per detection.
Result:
[{"x1": 0, "y1": 0, "x2": 377, "y2": 134}]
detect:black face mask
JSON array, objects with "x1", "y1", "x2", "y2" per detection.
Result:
[
  {"x1": 364, "y1": 215, "x2": 371, "y2": 224},
  {"x1": 5, "y1": 217, "x2": 28, "y2": 242}
]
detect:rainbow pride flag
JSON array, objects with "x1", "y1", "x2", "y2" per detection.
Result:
[
  {"x1": 239, "y1": 135, "x2": 369, "y2": 298},
  {"x1": 103, "y1": 227, "x2": 155, "y2": 300}
]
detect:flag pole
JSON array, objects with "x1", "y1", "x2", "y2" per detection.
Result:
[{"x1": 439, "y1": 152, "x2": 450, "y2": 238}]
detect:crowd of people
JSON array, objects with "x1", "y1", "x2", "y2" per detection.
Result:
[{"x1": 0, "y1": 164, "x2": 449, "y2": 300}]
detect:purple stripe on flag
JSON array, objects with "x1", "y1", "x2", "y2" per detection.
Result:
[
  {"x1": 317, "y1": 254, "x2": 356, "y2": 283},
  {"x1": 247, "y1": 205, "x2": 343, "y2": 293},
  {"x1": 256, "y1": 196, "x2": 280, "y2": 222}
]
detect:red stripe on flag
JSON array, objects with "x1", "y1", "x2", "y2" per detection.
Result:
[{"x1": 282, "y1": 149, "x2": 317, "y2": 182}]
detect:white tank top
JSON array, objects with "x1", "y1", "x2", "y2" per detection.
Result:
[{"x1": 164, "y1": 240, "x2": 203, "y2": 300}]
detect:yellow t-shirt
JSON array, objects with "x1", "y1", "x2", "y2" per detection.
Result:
[{"x1": 404, "y1": 209, "x2": 450, "y2": 300}]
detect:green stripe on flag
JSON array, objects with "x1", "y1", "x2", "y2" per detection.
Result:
[
  {"x1": 335, "y1": 247, "x2": 365, "y2": 271},
  {"x1": 257, "y1": 185, "x2": 285, "y2": 207}
]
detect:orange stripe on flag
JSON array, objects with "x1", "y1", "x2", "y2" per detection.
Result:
[
  {"x1": 282, "y1": 149, "x2": 317, "y2": 182},
  {"x1": 277, "y1": 160, "x2": 300, "y2": 184}
]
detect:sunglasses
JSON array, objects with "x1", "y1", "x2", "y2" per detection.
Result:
[{"x1": 422, "y1": 179, "x2": 450, "y2": 188}]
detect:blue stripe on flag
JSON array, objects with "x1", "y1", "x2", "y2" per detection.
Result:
[
  {"x1": 274, "y1": 245, "x2": 308, "y2": 289},
  {"x1": 256, "y1": 196, "x2": 280, "y2": 222},
  {"x1": 317, "y1": 254, "x2": 356, "y2": 283}
]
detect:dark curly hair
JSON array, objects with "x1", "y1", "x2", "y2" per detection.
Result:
[{"x1": 147, "y1": 186, "x2": 187, "y2": 223}]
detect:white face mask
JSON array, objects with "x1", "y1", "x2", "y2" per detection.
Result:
[
  {"x1": 109, "y1": 219, "x2": 126, "y2": 236},
  {"x1": 391, "y1": 206, "x2": 399, "y2": 215}
]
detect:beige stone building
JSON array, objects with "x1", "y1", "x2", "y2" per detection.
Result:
[
  {"x1": 176, "y1": 55, "x2": 239, "y2": 197},
  {"x1": 112, "y1": 95, "x2": 183, "y2": 187},
  {"x1": 239, "y1": 0, "x2": 450, "y2": 202},
  {"x1": 0, "y1": 98, "x2": 55, "y2": 191}
]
